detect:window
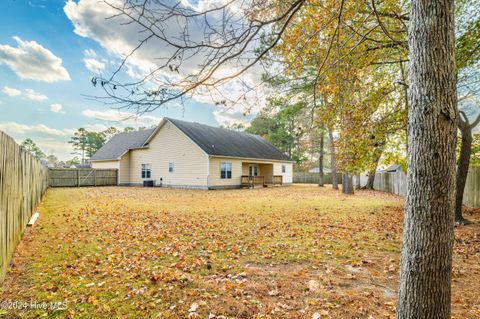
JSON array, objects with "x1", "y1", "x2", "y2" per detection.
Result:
[
  {"x1": 282, "y1": 165, "x2": 286, "y2": 173},
  {"x1": 169, "y1": 162, "x2": 174, "y2": 173},
  {"x1": 141, "y1": 164, "x2": 151, "y2": 179},
  {"x1": 220, "y1": 162, "x2": 232, "y2": 179}
]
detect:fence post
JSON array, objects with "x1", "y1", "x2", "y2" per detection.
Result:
[
  {"x1": 94, "y1": 169, "x2": 97, "y2": 186},
  {"x1": 77, "y1": 169, "x2": 80, "y2": 187}
]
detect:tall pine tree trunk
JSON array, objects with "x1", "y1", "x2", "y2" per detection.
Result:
[
  {"x1": 397, "y1": 1, "x2": 457, "y2": 318},
  {"x1": 328, "y1": 129, "x2": 338, "y2": 190},
  {"x1": 318, "y1": 128, "x2": 325, "y2": 187}
]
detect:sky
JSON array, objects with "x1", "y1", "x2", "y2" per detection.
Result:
[{"x1": 0, "y1": 0, "x2": 258, "y2": 160}]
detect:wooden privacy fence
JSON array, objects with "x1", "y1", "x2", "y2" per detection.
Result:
[
  {"x1": 463, "y1": 166, "x2": 480, "y2": 207},
  {"x1": 293, "y1": 172, "x2": 343, "y2": 185},
  {"x1": 0, "y1": 131, "x2": 49, "y2": 282},
  {"x1": 373, "y1": 171, "x2": 407, "y2": 196},
  {"x1": 372, "y1": 167, "x2": 480, "y2": 208},
  {"x1": 49, "y1": 168, "x2": 118, "y2": 187}
]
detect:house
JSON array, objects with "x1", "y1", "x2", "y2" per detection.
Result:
[{"x1": 90, "y1": 118, "x2": 294, "y2": 189}]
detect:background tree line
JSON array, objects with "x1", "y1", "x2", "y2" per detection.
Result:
[{"x1": 20, "y1": 126, "x2": 145, "y2": 167}]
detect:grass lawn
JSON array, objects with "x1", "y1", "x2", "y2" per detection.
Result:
[{"x1": 1, "y1": 185, "x2": 479, "y2": 318}]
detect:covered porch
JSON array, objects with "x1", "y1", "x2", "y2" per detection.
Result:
[{"x1": 240, "y1": 162, "x2": 283, "y2": 188}]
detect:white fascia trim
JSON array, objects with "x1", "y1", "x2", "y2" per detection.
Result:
[
  {"x1": 210, "y1": 155, "x2": 295, "y2": 163},
  {"x1": 90, "y1": 159, "x2": 120, "y2": 162}
]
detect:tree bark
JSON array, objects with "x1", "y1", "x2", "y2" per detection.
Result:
[
  {"x1": 342, "y1": 173, "x2": 354, "y2": 195},
  {"x1": 318, "y1": 128, "x2": 325, "y2": 187},
  {"x1": 400, "y1": 61, "x2": 409, "y2": 155},
  {"x1": 328, "y1": 129, "x2": 338, "y2": 190},
  {"x1": 455, "y1": 112, "x2": 480, "y2": 225},
  {"x1": 455, "y1": 126, "x2": 471, "y2": 224},
  {"x1": 366, "y1": 154, "x2": 382, "y2": 190},
  {"x1": 397, "y1": 1, "x2": 458, "y2": 318},
  {"x1": 366, "y1": 172, "x2": 375, "y2": 190}
]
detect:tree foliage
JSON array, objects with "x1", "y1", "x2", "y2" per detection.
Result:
[
  {"x1": 246, "y1": 97, "x2": 308, "y2": 162},
  {"x1": 260, "y1": 0, "x2": 408, "y2": 174},
  {"x1": 69, "y1": 128, "x2": 107, "y2": 162},
  {"x1": 69, "y1": 126, "x2": 146, "y2": 162},
  {"x1": 20, "y1": 138, "x2": 45, "y2": 159}
]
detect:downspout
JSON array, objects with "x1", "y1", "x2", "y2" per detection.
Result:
[{"x1": 118, "y1": 157, "x2": 121, "y2": 186}]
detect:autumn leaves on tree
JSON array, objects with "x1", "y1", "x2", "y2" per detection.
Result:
[{"x1": 92, "y1": 0, "x2": 476, "y2": 317}]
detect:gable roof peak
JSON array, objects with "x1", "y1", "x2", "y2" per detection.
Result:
[{"x1": 90, "y1": 128, "x2": 155, "y2": 161}]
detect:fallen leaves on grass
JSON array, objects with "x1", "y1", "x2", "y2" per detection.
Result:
[{"x1": 0, "y1": 186, "x2": 478, "y2": 319}]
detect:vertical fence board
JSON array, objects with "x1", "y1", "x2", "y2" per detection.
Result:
[
  {"x1": 372, "y1": 168, "x2": 479, "y2": 207},
  {"x1": 292, "y1": 172, "x2": 342, "y2": 184},
  {"x1": 0, "y1": 131, "x2": 48, "y2": 282},
  {"x1": 463, "y1": 166, "x2": 480, "y2": 208},
  {"x1": 48, "y1": 168, "x2": 118, "y2": 187}
]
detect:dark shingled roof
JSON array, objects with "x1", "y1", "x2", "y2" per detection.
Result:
[
  {"x1": 91, "y1": 118, "x2": 292, "y2": 162},
  {"x1": 91, "y1": 128, "x2": 155, "y2": 160},
  {"x1": 167, "y1": 118, "x2": 292, "y2": 161}
]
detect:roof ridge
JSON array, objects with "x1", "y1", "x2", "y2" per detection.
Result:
[
  {"x1": 165, "y1": 117, "x2": 292, "y2": 162},
  {"x1": 166, "y1": 117, "x2": 261, "y2": 139}
]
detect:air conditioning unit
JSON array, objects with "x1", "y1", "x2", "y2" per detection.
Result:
[{"x1": 143, "y1": 180, "x2": 155, "y2": 187}]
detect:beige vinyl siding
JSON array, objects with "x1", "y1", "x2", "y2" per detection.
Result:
[
  {"x1": 240, "y1": 162, "x2": 271, "y2": 177},
  {"x1": 241, "y1": 163, "x2": 249, "y2": 175},
  {"x1": 210, "y1": 158, "x2": 292, "y2": 187},
  {"x1": 209, "y1": 157, "x2": 243, "y2": 187},
  {"x1": 119, "y1": 152, "x2": 130, "y2": 184},
  {"x1": 128, "y1": 122, "x2": 209, "y2": 187},
  {"x1": 91, "y1": 160, "x2": 119, "y2": 169},
  {"x1": 274, "y1": 162, "x2": 293, "y2": 184},
  {"x1": 259, "y1": 163, "x2": 273, "y2": 177}
]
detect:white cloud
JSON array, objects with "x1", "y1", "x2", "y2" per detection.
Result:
[
  {"x1": 50, "y1": 103, "x2": 63, "y2": 113},
  {"x1": 83, "y1": 123, "x2": 110, "y2": 132},
  {"x1": 35, "y1": 138, "x2": 72, "y2": 159},
  {"x1": 1, "y1": 86, "x2": 49, "y2": 101},
  {"x1": 82, "y1": 109, "x2": 161, "y2": 127},
  {"x1": 64, "y1": 0, "x2": 266, "y2": 125},
  {"x1": 0, "y1": 36, "x2": 70, "y2": 82},
  {"x1": 2, "y1": 86, "x2": 22, "y2": 97},
  {"x1": 213, "y1": 109, "x2": 253, "y2": 126},
  {"x1": 24, "y1": 89, "x2": 48, "y2": 101},
  {"x1": 64, "y1": 0, "x2": 157, "y2": 76},
  {"x1": 84, "y1": 48, "x2": 96, "y2": 57},
  {"x1": 83, "y1": 57, "x2": 105, "y2": 73},
  {"x1": 0, "y1": 122, "x2": 73, "y2": 137}
]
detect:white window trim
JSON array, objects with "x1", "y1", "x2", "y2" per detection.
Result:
[
  {"x1": 220, "y1": 161, "x2": 232, "y2": 179},
  {"x1": 141, "y1": 163, "x2": 152, "y2": 179}
]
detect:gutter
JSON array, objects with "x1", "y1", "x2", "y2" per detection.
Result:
[{"x1": 209, "y1": 155, "x2": 295, "y2": 163}]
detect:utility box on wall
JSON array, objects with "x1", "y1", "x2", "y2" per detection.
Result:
[{"x1": 143, "y1": 180, "x2": 155, "y2": 187}]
